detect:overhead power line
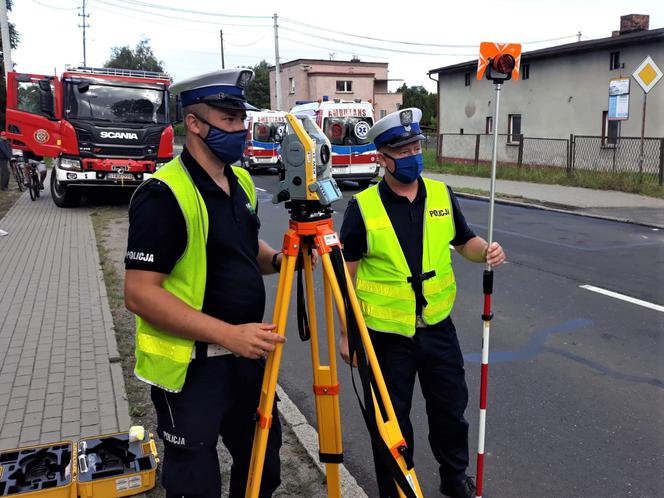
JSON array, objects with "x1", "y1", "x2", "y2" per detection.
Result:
[
  {"x1": 91, "y1": 0, "x2": 270, "y2": 27},
  {"x1": 90, "y1": 1, "x2": 218, "y2": 33},
  {"x1": 280, "y1": 17, "x2": 578, "y2": 48},
  {"x1": 281, "y1": 26, "x2": 477, "y2": 57},
  {"x1": 280, "y1": 17, "x2": 478, "y2": 48},
  {"x1": 225, "y1": 27, "x2": 273, "y2": 48},
  {"x1": 279, "y1": 36, "x2": 388, "y2": 60},
  {"x1": 111, "y1": 0, "x2": 270, "y2": 19},
  {"x1": 31, "y1": 0, "x2": 78, "y2": 10},
  {"x1": 79, "y1": 1, "x2": 579, "y2": 53}
]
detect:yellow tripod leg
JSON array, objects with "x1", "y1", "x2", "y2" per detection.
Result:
[
  {"x1": 303, "y1": 250, "x2": 342, "y2": 497},
  {"x1": 245, "y1": 252, "x2": 298, "y2": 498},
  {"x1": 321, "y1": 253, "x2": 423, "y2": 498}
]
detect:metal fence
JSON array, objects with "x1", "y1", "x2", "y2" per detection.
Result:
[{"x1": 438, "y1": 132, "x2": 664, "y2": 184}]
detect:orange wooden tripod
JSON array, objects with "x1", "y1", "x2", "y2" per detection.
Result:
[{"x1": 245, "y1": 214, "x2": 423, "y2": 498}]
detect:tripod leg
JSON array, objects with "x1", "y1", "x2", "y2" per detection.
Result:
[
  {"x1": 321, "y1": 253, "x2": 423, "y2": 498},
  {"x1": 245, "y1": 252, "x2": 298, "y2": 498},
  {"x1": 303, "y1": 250, "x2": 342, "y2": 497}
]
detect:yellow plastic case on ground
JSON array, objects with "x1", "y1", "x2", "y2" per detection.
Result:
[
  {"x1": 0, "y1": 431, "x2": 158, "y2": 498},
  {"x1": 0, "y1": 441, "x2": 77, "y2": 497}
]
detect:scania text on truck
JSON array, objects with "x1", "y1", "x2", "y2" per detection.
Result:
[
  {"x1": 242, "y1": 109, "x2": 285, "y2": 174},
  {"x1": 4, "y1": 66, "x2": 173, "y2": 207},
  {"x1": 290, "y1": 99, "x2": 378, "y2": 188}
]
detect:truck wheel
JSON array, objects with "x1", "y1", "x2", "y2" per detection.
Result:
[{"x1": 50, "y1": 172, "x2": 81, "y2": 208}]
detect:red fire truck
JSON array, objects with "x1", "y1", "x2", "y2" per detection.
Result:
[{"x1": 4, "y1": 66, "x2": 173, "y2": 207}]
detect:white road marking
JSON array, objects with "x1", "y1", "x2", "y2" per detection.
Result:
[
  {"x1": 580, "y1": 285, "x2": 664, "y2": 313},
  {"x1": 255, "y1": 187, "x2": 267, "y2": 192}
]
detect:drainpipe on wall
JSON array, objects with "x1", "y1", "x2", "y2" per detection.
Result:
[{"x1": 428, "y1": 71, "x2": 441, "y2": 164}]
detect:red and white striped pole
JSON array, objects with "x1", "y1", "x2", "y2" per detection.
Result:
[{"x1": 475, "y1": 80, "x2": 501, "y2": 498}]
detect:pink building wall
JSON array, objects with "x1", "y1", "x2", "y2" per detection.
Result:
[{"x1": 269, "y1": 59, "x2": 402, "y2": 119}]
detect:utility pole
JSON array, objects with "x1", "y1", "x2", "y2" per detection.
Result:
[
  {"x1": 273, "y1": 13, "x2": 282, "y2": 110},
  {"x1": 220, "y1": 29, "x2": 225, "y2": 69},
  {"x1": 0, "y1": 0, "x2": 13, "y2": 78},
  {"x1": 577, "y1": 31, "x2": 582, "y2": 42},
  {"x1": 78, "y1": 0, "x2": 90, "y2": 66}
]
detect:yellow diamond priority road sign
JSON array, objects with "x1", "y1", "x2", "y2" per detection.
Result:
[{"x1": 632, "y1": 56, "x2": 662, "y2": 93}]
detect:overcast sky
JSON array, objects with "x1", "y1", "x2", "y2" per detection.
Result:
[{"x1": 9, "y1": 0, "x2": 663, "y2": 93}]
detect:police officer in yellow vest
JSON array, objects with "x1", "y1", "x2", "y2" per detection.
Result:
[
  {"x1": 124, "y1": 69, "x2": 286, "y2": 498},
  {"x1": 339, "y1": 108, "x2": 506, "y2": 498}
]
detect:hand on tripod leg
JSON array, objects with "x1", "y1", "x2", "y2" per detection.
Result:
[
  {"x1": 227, "y1": 323, "x2": 285, "y2": 359},
  {"x1": 336, "y1": 259, "x2": 358, "y2": 368},
  {"x1": 338, "y1": 328, "x2": 358, "y2": 368}
]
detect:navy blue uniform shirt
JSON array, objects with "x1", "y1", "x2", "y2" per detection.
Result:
[{"x1": 125, "y1": 147, "x2": 265, "y2": 325}]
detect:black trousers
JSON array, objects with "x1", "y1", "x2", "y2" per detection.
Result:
[
  {"x1": 369, "y1": 317, "x2": 469, "y2": 498},
  {"x1": 0, "y1": 159, "x2": 9, "y2": 190},
  {"x1": 151, "y1": 355, "x2": 282, "y2": 498}
]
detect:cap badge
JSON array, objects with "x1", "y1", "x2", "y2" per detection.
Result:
[{"x1": 399, "y1": 109, "x2": 413, "y2": 126}]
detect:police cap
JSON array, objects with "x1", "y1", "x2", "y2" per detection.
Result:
[
  {"x1": 170, "y1": 69, "x2": 258, "y2": 111},
  {"x1": 367, "y1": 107, "x2": 426, "y2": 149}
]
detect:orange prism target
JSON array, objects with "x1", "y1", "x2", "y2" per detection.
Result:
[{"x1": 477, "y1": 42, "x2": 522, "y2": 80}]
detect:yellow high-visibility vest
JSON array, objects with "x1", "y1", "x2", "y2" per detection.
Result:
[
  {"x1": 133, "y1": 157, "x2": 256, "y2": 392},
  {"x1": 355, "y1": 179, "x2": 456, "y2": 336}
]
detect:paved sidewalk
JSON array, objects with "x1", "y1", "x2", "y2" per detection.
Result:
[
  {"x1": 425, "y1": 172, "x2": 664, "y2": 228},
  {"x1": 0, "y1": 180, "x2": 129, "y2": 450}
]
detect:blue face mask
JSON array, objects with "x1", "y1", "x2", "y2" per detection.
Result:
[
  {"x1": 384, "y1": 152, "x2": 424, "y2": 184},
  {"x1": 196, "y1": 114, "x2": 247, "y2": 165}
]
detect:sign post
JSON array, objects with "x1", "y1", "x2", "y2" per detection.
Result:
[{"x1": 631, "y1": 56, "x2": 663, "y2": 178}]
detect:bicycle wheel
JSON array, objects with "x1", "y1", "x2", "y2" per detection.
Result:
[{"x1": 29, "y1": 172, "x2": 38, "y2": 201}]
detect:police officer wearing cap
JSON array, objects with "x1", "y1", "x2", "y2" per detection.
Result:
[
  {"x1": 339, "y1": 108, "x2": 506, "y2": 498},
  {"x1": 124, "y1": 69, "x2": 285, "y2": 497}
]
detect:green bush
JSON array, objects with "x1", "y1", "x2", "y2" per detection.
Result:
[{"x1": 173, "y1": 122, "x2": 185, "y2": 136}]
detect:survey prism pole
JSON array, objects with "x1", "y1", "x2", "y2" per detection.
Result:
[
  {"x1": 475, "y1": 81, "x2": 501, "y2": 498},
  {"x1": 475, "y1": 41, "x2": 520, "y2": 498}
]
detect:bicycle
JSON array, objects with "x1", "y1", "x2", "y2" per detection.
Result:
[
  {"x1": 26, "y1": 160, "x2": 41, "y2": 201},
  {"x1": 9, "y1": 157, "x2": 25, "y2": 192}
]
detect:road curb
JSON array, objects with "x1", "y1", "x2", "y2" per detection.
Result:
[
  {"x1": 276, "y1": 385, "x2": 368, "y2": 497},
  {"x1": 455, "y1": 192, "x2": 664, "y2": 230},
  {"x1": 88, "y1": 213, "x2": 131, "y2": 431}
]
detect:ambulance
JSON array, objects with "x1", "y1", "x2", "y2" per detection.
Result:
[
  {"x1": 290, "y1": 99, "x2": 378, "y2": 187},
  {"x1": 242, "y1": 109, "x2": 286, "y2": 173}
]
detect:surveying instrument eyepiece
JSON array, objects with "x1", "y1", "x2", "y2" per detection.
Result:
[{"x1": 245, "y1": 115, "x2": 422, "y2": 498}]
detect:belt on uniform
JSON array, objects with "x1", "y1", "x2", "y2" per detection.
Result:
[{"x1": 191, "y1": 342, "x2": 233, "y2": 359}]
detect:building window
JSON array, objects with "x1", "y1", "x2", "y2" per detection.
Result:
[
  {"x1": 602, "y1": 111, "x2": 620, "y2": 145},
  {"x1": 508, "y1": 114, "x2": 522, "y2": 142},
  {"x1": 464, "y1": 72, "x2": 471, "y2": 86},
  {"x1": 521, "y1": 63, "x2": 530, "y2": 80},
  {"x1": 486, "y1": 116, "x2": 493, "y2": 134},
  {"x1": 380, "y1": 109, "x2": 387, "y2": 118},
  {"x1": 289, "y1": 77, "x2": 295, "y2": 94},
  {"x1": 610, "y1": 51, "x2": 621, "y2": 70},
  {"x1": 336, "y1": 80, "x2": 352, "y2": 93}
]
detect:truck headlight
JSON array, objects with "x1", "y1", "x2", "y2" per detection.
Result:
[
  {"x1": 154, "y1": 160, "x2": 169, "y2": 171},
  {"x1": 59, "y1": 157, "x2": 82, "y2": 171}
]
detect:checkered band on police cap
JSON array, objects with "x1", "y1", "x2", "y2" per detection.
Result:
[{"x1": 367, "y1": 107, "x2": 426, "y2": 149}]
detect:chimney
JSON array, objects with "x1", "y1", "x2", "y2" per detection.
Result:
[{"x1": 619, "y1": 14, "x2": 649, "y2": 34}]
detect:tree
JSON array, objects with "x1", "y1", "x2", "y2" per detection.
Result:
[
  {"x1": 104, "y1": 38, "x2": 166, "y2": 73},
  {"x1": 397, "y1": 84, "x2": 437, "y2": 127},
  {"x1": 245, "y1": 60, "x2": 270, "y2": 110},
  {"x1": 1, "y1": 0, "x2": 20, "y2": 129}
]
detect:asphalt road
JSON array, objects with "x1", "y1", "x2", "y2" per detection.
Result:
[{"x1": 250, "y1": 169, "x2": 664, "y2": 498}]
